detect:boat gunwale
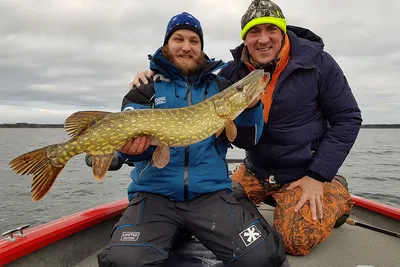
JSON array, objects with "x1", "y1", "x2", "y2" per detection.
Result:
[
  {"x1": 0, "y1": 198, "x2": 128, "y2": 266},
  {"x1": 351, "y1": 195, "x2": 400, "y2": 220},
  {"x1": 0, "y1": 195, "x2": 399, "y2": 266}
]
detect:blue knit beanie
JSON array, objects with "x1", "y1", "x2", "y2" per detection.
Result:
[{"x1": 164, "y1": 12, "x2": 204, "y2": 50}]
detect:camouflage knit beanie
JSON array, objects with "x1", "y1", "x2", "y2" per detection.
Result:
[{"x1": 241, "y1": 0, "x2": 286, "y2": 40}]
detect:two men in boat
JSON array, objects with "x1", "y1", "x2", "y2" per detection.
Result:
[
  {"x1": 97, "y1": 11, "x2": 288, "y2": 267},
  {"x1": 129, "y1": 0, "x2": 362, "y2": 258}
]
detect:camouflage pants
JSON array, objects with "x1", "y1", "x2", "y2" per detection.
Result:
[{"x1": 231, "y1": 164, "x2": 354, "y2": 256}]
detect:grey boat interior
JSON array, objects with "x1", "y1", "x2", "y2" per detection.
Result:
[{"x1": 6, "y1": 203, "x2": 400, "y2": 267}]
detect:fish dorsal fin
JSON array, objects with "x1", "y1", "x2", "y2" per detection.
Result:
[{"x1": 64, "y1": 111, "x2": 111, "y2": 138}]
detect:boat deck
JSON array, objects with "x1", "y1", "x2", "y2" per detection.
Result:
[{"x1": 73, "y1": 204, "x2": 400, "y2": 267}]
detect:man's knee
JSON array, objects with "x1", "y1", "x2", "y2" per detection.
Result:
[
  {"x1": 232, "y1": 180, "x2": 247, "y2": 199},
  {"x1": 277, "y1": 220, "x2": 328, "y2": 256},
  {"x1": 97, "y1": 245, "x2": 166, "y2": 267},
  {"x1": 282, "y1": 234, "x2": 314, "y2": 256},
  {"x1": 272, "y1": 184, "x2": 345, "y2": 256},
  {"x1": 227, "y1": 238, "x2": 287, "y2": 267},
  {"x1": 231, "y1": 163, "x2": 267, "y2": 204}
]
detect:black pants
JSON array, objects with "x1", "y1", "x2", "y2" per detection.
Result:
[{"x1": 97, "y1": 190, "x2": 286, "y2": 267}]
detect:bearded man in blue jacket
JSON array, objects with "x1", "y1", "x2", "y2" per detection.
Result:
[
  {"x1": 98, "y1": 11, "x2": 288, "y2": 267},
  {"x1": 130, "y1": 0, "x2": 362, "y2": 257}
]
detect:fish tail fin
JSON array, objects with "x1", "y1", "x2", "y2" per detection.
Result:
[{"x1": 9, "y1": 145, "x2": 65, "y2": 202}]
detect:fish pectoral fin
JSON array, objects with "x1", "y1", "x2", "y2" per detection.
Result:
[
  {"x1": 152, "y1": 145, "x2": 170, "y2": 169},
  {"x1": 213, "y1": 100, "x2": 231, "y2": 118},
  {"x1": 64, "y1": 111, "x2": 112, "y2": 138},
  {"x1": 150, "y1": 139, "x2": 161, "y2": 146},
  {"x1": 225, "y1": 120, "x2": 237, "y2": 142},
  {"x1": 89, "y1": 153, "x2": 114, "y2": 180}
]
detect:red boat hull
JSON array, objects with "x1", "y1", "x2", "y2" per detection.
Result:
[{"x1": 1, "y1": 195, "x2": 399, "y2": 266}]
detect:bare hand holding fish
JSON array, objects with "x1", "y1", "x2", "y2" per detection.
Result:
[{"x1": 120, "y1": 136, "x2": 152, "y2": 155}]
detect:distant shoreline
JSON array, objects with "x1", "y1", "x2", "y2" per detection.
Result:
[
  {"x1": 0, "y1": 123, "x2": 400, "y2": 129},
  {"x1": 0, "y1": 123, "x2": 64, "y2": 128},
  {"x1": 361, "y1": 124, "x2": 400, "y2": 129}
]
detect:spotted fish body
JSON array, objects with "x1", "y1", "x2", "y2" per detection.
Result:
[{"x1": 9, "y1": 69, "x2": 267, "y2": 201}]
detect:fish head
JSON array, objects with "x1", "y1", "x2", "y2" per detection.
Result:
[
  {"x1": 235, "y1": 69, "x2": 268, "y2": 104},
  {"x1": 215, "y1": 69, "x2": 268, "y2": 119}
]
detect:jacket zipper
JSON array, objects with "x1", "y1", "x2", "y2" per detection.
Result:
[
  {"x1": 214, "y1": 141, "x2": 229, "y2": 177},
  {"x1": 265, "y1": 65, "x2": 315, "y2": 180},
  {"x1": 184, "y1": 80, "x2": 191, "y2": 201},
  {"x1": 268, "y1": 65, "x2": 315, "y2": 124},
  {"x1": 137, "y1": 161, "x2": 151, "y2": 183},
  {"x1": 183, "y1": 79, "x2": 212, "y2": 200}
]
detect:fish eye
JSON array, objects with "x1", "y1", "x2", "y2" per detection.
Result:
[{"x1": 237, "y1": 86, "x2": 243, "y2": 92}]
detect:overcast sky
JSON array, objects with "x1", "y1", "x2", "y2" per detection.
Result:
[{"x1": 1, "y1": 0, "x2": 399, "y2": 124}]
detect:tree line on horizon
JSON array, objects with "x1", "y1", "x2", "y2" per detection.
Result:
[{"x1": 0, "y1": 122, "x2": 399, "y2": 129}]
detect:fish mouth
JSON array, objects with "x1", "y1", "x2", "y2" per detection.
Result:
[{"x1": 242, "y1": 69, "x2": 267, "y2": 99}]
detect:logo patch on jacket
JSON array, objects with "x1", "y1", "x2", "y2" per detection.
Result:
[
  {"x1": 155, "y1": 96, "x2": 166, "y2": 105},
  {"x1": 239, "y1": 225, "x2": 262, "y2": 246},
  {"x1": 123, "y1": 106, "x2": 134, "y2": 111},
  {"x1": 120, "y1": 232, "x2": 140, "y2": 242}
]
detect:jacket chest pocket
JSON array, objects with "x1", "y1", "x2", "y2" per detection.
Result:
[{"x1": 153, "y1": 82, "x2": 178, "y2": 109}]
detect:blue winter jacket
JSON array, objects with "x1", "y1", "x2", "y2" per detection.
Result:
[
  {"x1": 119, "y1": 48, "x2": 264, "y2": 201},
  {"x1": 219, "y1": 26, "x2": 363, "y2": 184}
]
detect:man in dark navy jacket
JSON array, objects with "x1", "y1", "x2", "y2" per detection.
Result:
[{"x1": 220, "y1": 0, "x2": 362, "y2": 256}]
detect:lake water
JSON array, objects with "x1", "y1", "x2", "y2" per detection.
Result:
[{"x1": 0, "y1": 128, "x2": 399, "y2": 233}]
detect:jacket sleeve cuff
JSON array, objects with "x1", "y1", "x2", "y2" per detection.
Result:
[
  {"x1": 117, "y1": 147, "x2": 155, "y2": 162},
  {"x1": 306, "y1": 170, "x2": 329, "y2": 183},
  {"x1": 234, "y1": 101, "x2": 263, "y2": 127}
]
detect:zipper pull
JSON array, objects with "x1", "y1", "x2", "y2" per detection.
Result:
[{"x1": 184, "y1": 88, "x2": 190, "y2": 100}]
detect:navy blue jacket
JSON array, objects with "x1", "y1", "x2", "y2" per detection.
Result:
[
  {"x1": 119, "y1": 48, "x2": 264, "y2": 201},
  {"x1": 219, "y1": 26, "x2": 363, "y2": 184}
]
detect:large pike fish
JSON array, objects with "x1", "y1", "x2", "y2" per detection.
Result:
[{"x1": 9, "y1": 70, "x2": 268, "y2": 201}]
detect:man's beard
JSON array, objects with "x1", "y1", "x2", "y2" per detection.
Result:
[{"x1": 162, "y1": 45, "x2": 205, "y2": 76}]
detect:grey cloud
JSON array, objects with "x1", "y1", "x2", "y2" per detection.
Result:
[
  {"x1": 0, "y1": 0, "x2": 399, "y2": 124},
  {"x1": 284, "y1": 0, "x2": 400, "y2": 57}
]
